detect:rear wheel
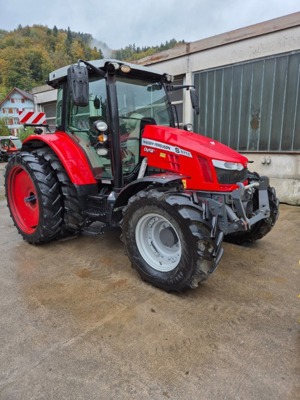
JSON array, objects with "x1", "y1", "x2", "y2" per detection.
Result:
[
  {"x1": 2, "y1": 153, "x2": 9, "y2": 162},
  {"x1": 33, "y1": 148, "x2": 84, "y2": 236},
  {"x1": 122, "y1": 189, "x2": 223, "y2": 292},
  {"x1": 5, "y1": 152, "x2": 63, "y2": 243}
]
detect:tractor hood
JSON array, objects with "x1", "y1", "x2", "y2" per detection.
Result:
[
  {"x1": 142, "y1": 125, "x2": 248, "y2": 165},
  {"x1": 141, "y1": 125, "x2": 248, "y2": 191}
]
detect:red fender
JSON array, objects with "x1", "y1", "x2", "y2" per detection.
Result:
[{"x1": 23, "y1": 131, "x2": 97, "y2": 185}]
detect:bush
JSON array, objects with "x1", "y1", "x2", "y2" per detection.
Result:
[
  {"x1": 18, "y1": 127, "x2": 35, "y2": 142},
  {"x1": 0, "y1": 118, "x2": 10, "y2": 136}
]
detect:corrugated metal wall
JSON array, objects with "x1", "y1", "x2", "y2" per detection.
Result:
[{"x1": 193, "y1": 51, "x2": 300, "y2": 152}]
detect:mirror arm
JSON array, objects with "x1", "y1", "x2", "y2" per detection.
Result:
[
  {"x1": 166, "y1": 84, "x2": 195, "y2": 92},
  {"x1": 78, "y1": 59, "x2": 105, "y2": 77}
]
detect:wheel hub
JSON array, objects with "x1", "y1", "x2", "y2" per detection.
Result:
[
  {"x1": 135, "y1": 213, "x2": 182, "y2": 272},
  {"x1": 159, "y1": 226, "x2": 178, "y2": 247},
  {"x1": 24, "y1": 193, "x2": 37, "y2": 204}
]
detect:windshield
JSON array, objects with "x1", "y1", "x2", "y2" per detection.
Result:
[
  {"x1": 11, "y1": 138, "x2": 22, "y2": 149},
  {"x1": 116, "y1": 76, "x2": 174, "y2": 135},
  {"x1": 0, "y1": 137, "x2": 22, "y2": 149},
  {"x1": 67, "y1": 75, "x2": 173, "y2": 133}
]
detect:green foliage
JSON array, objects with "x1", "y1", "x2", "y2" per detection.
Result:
[
  {"x1": 0, "y1": 25, "x2": 184, "y2": 97},
  {"x1": 18, "y1": 127, "x2": 35, "y2": 142},
  {"x1": 0, "y1": 118, "x2": 10, "y2": 135},
  {"x1": 0, "y1": 25, "x2": 105, "y2": 94},
  {"x1": 113, "y1": 38, "x2": 185, "y2": 61}
]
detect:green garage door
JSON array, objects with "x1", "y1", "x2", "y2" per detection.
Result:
[{"x1": 194, "y1": 51, "x2": 300, "y2": 152}]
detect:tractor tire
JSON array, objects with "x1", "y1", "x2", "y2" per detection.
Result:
[
  {"x1": 5, "y1": 151, "x2": 63, "y2": 244},
  {"x1": 33, "y1": 148, "x2": 84, "y2": 236},
  {"x1": 225, "y1": 173, "x2": 279, "y2": 245},
  {"x1": 1, "y1": 153, "x2": 9, "y2": 162},
  {"x1": 122, "y1": 188, "x2": 223, "y2": 292}
]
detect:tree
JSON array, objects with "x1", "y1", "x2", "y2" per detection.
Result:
[
  {"x1": 70, "y1": 40, "x2": 85, "y2": 60},
  {"x1": 18, "y1": 126, "x2": 34, "y2": 141},
  {"x1": 0, "y1": 118, "x2": 10, "y2": 136},
  {"x1": 65, "y1": 27, "x2": 73, "y2": 56},
  {"x1": 0, "y1": 24, "x2": 182, "y2": 94},
  {"x1": 0, "y1": 47, "x2": 34, "y2": 90}
]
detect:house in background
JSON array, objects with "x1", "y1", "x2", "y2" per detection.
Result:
[
  {"x1": 0, "y1": 88, "x2": 34, "y2": 136},
  {"x1": 31, "y1": 84, "x2": 57, "y2": 131}
]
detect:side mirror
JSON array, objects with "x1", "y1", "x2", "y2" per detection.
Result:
[
  {"x1": 190, "y1": 88, "x2": 199, "y2": 115},
  {"x1": 67, "y1": 63, "x2": 89, "y2": 107}
]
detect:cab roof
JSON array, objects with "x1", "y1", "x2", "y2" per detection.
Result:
[{"x1": 48, "y1": 59, "x2": 172, "y2": 88}]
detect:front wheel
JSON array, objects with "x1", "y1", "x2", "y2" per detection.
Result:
[{"x1": 122, "y1": 189, "x2": 223, "y2": 292}]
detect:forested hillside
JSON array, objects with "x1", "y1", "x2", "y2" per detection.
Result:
[
  {"x1": 0, "y1": 25, "x2": 184, "y2": 100},
  {"x1": 0, "y1": 25, "x2": 102, "y2": 97},
  {"x1": 113, "y1": 38, "x2": 185, "y2": 61}
]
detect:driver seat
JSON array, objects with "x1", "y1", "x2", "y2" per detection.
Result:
[
  {"x1": 123, "y1": 117, "x2": 157, "y2": 178},
  {"x1": 140, "y1": 117, "x2": 156, "y2": 135}
]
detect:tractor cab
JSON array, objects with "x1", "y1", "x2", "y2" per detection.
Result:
[{"x1": 49, "y1": 60, "x2": 179, "y2": 189}]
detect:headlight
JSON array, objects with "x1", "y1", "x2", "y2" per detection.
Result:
[
  {"x1": 94, "y1": 120, "x2": 108, "y2": 132},
  {"x1": 163, "y1": 73, "x2": 174, "y2": 83},
  {"x1": 183, "y1": 123, "x2": 193, "y2": 132},
  {"x1": 120, "y1": 64, "x2": 131, "y2": 73},
  {"x1": 96, "y1": 148, "x2": 108, "y2": 156},
  {"x1": 212, "y1": 159, "x2": 247, "y2": 184},
  {"x1": 212, "y1": 160, "x2": 244, "y2": 171}
]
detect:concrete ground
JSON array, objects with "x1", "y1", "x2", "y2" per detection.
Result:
[{"x1": 0, "y1": 162, "x2": 299, "y2": 400}]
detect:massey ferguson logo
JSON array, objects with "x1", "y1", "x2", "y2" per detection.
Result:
[
  {"x1": 142, "y1": 138, "x2": 192, "y2": 158},
  {"x1": 143, "y1": 147, "x2": 155, "y2": 153}
]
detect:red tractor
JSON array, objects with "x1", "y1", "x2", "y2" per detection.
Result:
[
  {"x1": 5, "y1": 59, "x2": 279, "y2": 292},
  {"x1": 0, "y1": 136, "x2": 22, "y2": 162}
]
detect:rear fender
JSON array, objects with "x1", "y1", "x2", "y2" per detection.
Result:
[{"x1": 22, "y1": 132, "x2": 97, "y2": 185}]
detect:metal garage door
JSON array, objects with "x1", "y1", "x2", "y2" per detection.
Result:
[{"x1": 193, "y1": 51, "x2": 300, "y2": 152}]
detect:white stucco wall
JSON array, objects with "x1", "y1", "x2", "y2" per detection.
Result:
[
  {"x1": 32, "y1": 86, "x2": 58, "y2": 105},
  {"x1": 155, "y1": 26, "x2": 300, "y2": 76},
  {"x1": 241, "y1": 153, "x2": 300, "y2": 205}
]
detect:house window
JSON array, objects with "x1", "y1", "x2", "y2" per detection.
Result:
[
  {"x1": 21, "y1": 99, "x2": 25, "y2": 103},
  {"x1": 11, "y1": 98, "x2": 15, "y2": 103}
]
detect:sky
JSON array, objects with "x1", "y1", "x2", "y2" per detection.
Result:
[{"x1": 0, "y1": 0, "x2": 299, "y2": 51}]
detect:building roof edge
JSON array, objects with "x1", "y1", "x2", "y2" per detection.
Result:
[{"x1": 138, "y1": 12, "x2": 300, "y2": 66}]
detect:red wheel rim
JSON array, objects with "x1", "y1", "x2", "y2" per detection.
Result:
[{"x1": 8, "y1": 166, "x2": 39, "y2": 234}]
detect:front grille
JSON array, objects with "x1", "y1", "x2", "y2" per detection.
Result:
[{"x1": 215, "y1": 167, "x2": 247, "y2": 184}]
